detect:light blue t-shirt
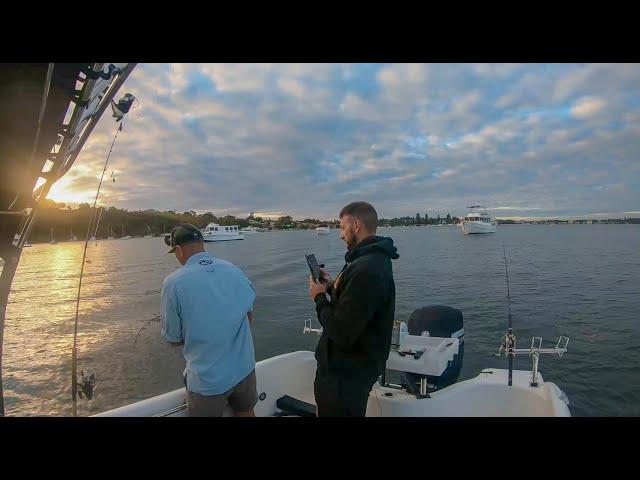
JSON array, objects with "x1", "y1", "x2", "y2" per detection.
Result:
[{"x1": 160, "y1": 251, "x2": 256, "y2": 395}]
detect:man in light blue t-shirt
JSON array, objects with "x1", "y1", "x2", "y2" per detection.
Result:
[{"x1": 161, "y1": 224, "x2": 257, "y2": 417}]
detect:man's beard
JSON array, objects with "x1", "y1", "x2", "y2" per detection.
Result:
[{"x1": 345, "y1": 232, "x2": 357, "y2": 250}]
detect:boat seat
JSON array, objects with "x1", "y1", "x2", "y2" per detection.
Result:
[{"x1": 275, "y1": 395, "x2": 317, "y2": 417}]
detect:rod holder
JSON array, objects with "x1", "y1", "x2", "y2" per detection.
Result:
[
  {"x1": 497, "y1": 335, "x2": 570, "y2": 387},
  {"x1": 303, "y1": 318, "x2": 323, "y2": 336}
]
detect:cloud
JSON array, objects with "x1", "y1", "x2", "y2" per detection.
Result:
[
  {"x1": 48, "y1": 63, "x2": 640, "y2": 220},
  {"x1": 570, "y1": 96, "x2": 607, "y2": 119},
  {"x1": 552, "y1": 63, "x2": 640, "y2": 103},
  {"x1": 434, "y1": 168, "x2": 459, "y2": 179},
  {"x1": 493, "y1": 206, "x2": 543, "y2": 211}
]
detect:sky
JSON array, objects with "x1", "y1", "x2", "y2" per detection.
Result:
[{"x1": 48, "y1": 63, "x2": 640, "y2": 220}]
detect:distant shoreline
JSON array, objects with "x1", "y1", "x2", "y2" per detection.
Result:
[{"x1": 14, "y1": 221, "x2": 639, "y2": 246}]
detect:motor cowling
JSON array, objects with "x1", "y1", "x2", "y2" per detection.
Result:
[{"x1": 404, "y1": 305, "x2": 464, "y2": 391}]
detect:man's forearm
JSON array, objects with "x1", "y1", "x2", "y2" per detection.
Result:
[{"x1": 314, "y1": 279, "x2": 382, "y2": 348}]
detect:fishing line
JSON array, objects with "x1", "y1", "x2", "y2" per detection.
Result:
[{"x1": 133, "y1": 314, "x2": 161, "y2": 349}]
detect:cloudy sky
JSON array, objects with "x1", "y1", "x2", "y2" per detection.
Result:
[{"x1": 49, "y1": 63, "x2": 640, "y2": 220}]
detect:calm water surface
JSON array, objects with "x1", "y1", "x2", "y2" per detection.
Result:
[{"x1": 3, "y1": 224, "x2": 639, "y2": 416}]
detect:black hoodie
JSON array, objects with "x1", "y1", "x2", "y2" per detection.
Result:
[{"x1": 314, "y1": 235, "x2": 399, "y2": 383}]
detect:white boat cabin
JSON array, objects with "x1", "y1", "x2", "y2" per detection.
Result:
[
  {"x1": 202, "y1": 223, "x2": 244, "y2": 241},
  {"x1": 465, "y1": 212, "x2": 493, "y2": 222},
  {"x1": 204, "y1": 224, "x2": 240, "y2": 234}
]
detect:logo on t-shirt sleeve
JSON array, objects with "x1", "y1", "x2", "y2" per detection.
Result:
[{"x1": 199, "y1": 259, "x2": 213, "y2": 265}]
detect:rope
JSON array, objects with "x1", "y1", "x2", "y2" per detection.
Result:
[{"x1": 71, "y1": 118, "x2": 124, "y2": 416}]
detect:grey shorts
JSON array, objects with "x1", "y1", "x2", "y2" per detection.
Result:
[{"x1": 186, "y1": 370, "x2": 258, "y2": 417}]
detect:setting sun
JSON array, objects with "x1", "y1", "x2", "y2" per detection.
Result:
[{"x1": 47, "y1": 175, "x2": 98, "y2": 206}]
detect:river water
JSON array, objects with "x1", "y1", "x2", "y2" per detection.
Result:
[{"x1": 3, "y1": 224, "x2": 639, "y2": 416}]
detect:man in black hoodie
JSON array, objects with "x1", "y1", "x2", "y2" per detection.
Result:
[{"x1": 309, "y1": 201, "x2": 399, "y2": 416}]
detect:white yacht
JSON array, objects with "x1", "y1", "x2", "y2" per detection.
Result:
[
  {"x1": 239, "y1": 226, "x2": 260, "y2": 234},
  {"x1": 460, "y1": 206, "x2": 497, "y2": 234},
  {"x1": 202, "y1": 223, "x2": 244, "y2": 241},
  {"x1": 315, "y1": 226, "x2": 331, "y2": 235}
]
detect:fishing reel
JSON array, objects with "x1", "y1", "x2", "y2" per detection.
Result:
[
  {"x1": 77, "y1": 370, "x2": 96, "y2": 400},
  {"x1": 496, "y1": 331, "x2": 516, "y2": 357}
]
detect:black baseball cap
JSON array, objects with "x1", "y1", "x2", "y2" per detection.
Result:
[{"x1": 164, "y1": 223, "x2": 204, "y2": 253}]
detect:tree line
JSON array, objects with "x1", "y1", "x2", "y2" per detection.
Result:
[
  {"x1": 26, "y1": 201, "x2": 259, "y2": 243},
  {"x1": 26, "y1": 202, "x2": 462, "y2": 243},
  {"x1": 379, "y1": 213, "x2": 459, "y2": 227}
]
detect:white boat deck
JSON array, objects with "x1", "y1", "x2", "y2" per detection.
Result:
[{"x1": 96, "y1": 351, "x2": 570, "y2": 417}]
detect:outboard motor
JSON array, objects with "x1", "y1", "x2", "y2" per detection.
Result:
[{"x1": 403, "y1": 305, "x2": 464, "y2": 392}]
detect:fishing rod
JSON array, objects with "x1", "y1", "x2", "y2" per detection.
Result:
[
  {"x1": 502, "y1": 243, "x2": 515, "y2": 387},
  {"x1": 497, "y1": 245, "x2": 570, "y2": 389},
  {"x1": 92, "y1": 206, "x2": 104, "y2": 242},
  {"x1": 71, "y1": 117, "x2": 126, "y2": 416}
]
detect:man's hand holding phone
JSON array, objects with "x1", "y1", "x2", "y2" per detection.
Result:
[
  {"x1": 318, "y1": 267, "x2": 332, "y2": 286},
  {"x1": 309, "y1": 274, "x2": 327, "y2": 300},
  {"x1": 306, "y1": 253, "x2": 332, "y2": 300}
]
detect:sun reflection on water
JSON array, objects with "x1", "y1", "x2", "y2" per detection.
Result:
[{"x1": 4, "y1": 238, "x2": 179, "y2": 416}]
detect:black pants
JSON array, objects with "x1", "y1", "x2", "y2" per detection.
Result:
[{"x1": 314, "y1": 372, "x2": 375, "y2": 417}]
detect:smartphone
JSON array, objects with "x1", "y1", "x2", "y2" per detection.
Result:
[{"x1": 305, "y1": 253, "x2": 322, "y2": 282}]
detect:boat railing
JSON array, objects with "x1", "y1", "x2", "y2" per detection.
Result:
[
  {"x1": 303, "y1": 318, "x2": 323, "y2": 336},
  {"x1": 497, "y1": 335, "x2": 569, "y2": 387}
]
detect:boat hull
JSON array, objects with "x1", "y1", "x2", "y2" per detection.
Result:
[
  {"x1": 462, "y1": 221, "x2": 497, "y2": 234},
  {"x1": 203, "y1": 234, "x2": 244, "y2": 241}
]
